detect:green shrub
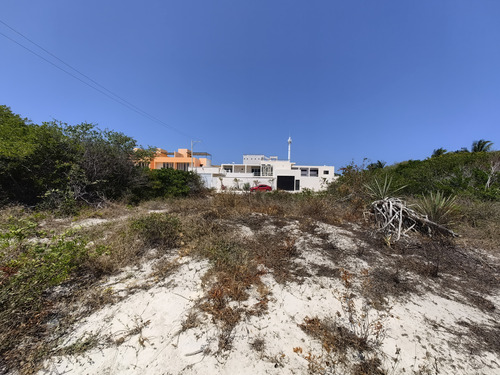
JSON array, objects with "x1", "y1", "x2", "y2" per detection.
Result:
[
  {"x1": 140, "y1": 168, "x2": 205, "y2": 200},
  {"x1": 0, "y1": 226, "x2": 88, "y2": 357},
  {"x1": 130, "y1": 213, "x2": 181, "y2": 249},
  {"x1": 416, "y1": 191, "x2": 458, "y2": 224}
]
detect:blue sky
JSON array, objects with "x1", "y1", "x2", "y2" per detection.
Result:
[{"x1": 1, "y1": 1, "x2": 499, "y2": 168}]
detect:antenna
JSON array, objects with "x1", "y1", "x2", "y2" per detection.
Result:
[{"x1": 287, "y1": 136, "x2": 292, "y2": 161}]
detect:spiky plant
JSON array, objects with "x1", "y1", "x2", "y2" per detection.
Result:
[
  {"x1": 364, "y1": 175, "x2": 406, "y2": 200},
  {"x1": 416, "y1": 191, "x2": 457, "y2": 224}
]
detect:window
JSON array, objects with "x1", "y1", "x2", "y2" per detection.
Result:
[
  {"x1": 251, "y1": 167, "x2": 261, "y2": 176},
  {"x1": 301, "y1": 168, "x2": 308, "y2": 176},
  {"x1": 310, "y1": 168, "x2": 318, "y2": 177},
  {"x1": 177, "y1": 163, "x2": 190, "y2": 171},
  {"x1": 323, "y1": 170, "x2": 329, "y2": 175}
]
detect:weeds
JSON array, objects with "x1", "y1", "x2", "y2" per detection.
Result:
[
  {"x1": 130, "y1": 212, "x2": 181, "y2": 249},
  {"x1": 0, "y1": 220, "x2": 89, "y2": 373},
  {"x1": 0, "y1": 190, "x2": 498, "y2": 374},
  {"x1": 297, "y1": 269, "x2": 387, "y2": 374}
]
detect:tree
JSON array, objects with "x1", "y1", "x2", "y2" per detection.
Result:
[
  {"x1": 367, "y1": 160, "x2": 386, "y2": 170},
  {"x1": 0, "y1": 108, "x2": 77, "y2": 206},
  {"x1": 471, "y1": 139, "x2": 493, "y2": 153},
  {"x1": 431, "y1": 148, "x2": 447, "y2": 158},
  {"x1": 0, "y1": 106, "x2": 155, "y2": 208}
]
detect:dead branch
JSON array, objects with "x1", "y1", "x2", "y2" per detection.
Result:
[{"x1": 370, "y1": 198, "x2": 458, "y2": 240}]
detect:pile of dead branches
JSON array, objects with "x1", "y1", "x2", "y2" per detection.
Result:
[{"x1": 369, "y1": 198, "x2": 458, "y2": 241}]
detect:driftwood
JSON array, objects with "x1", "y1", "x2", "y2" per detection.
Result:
[{"x1": 370, "y1": 198, "x2": 458, "y2": 241}]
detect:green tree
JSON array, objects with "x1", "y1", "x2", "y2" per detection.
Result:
[
  {"x1": 0, "y1": 108, "x2": 77, "y2": 206},
  {"x1": 367, "y1": 160, "x2": 386, "y2": 170},
  {"x1": 0, "y1": 106, "x2": 155, "y2": 208},
  {"x1": 431, "y1": 148, "x2": 447, "y2": 158},
  {"x1": 471, "y1": 139, "x2": 493, "y2": 152}
]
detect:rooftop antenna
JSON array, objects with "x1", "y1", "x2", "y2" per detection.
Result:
[{"x1": 287, "y1": 135, "x2": 292, "y2": 161}]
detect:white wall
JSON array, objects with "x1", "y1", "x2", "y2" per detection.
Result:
[{"x1": 200, "y1": 161, "x2": 336, "y2": 193}]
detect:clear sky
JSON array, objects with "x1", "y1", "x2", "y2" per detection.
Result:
[{"x1": 1, "y1": 1, "x2": 499, "y2": 168}]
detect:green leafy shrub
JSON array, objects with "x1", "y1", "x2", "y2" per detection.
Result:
[
  {"x1": 385, "y1": 152, "x2": 500, "y2": 200},
  {"x1": 130, "y1": 213, "x2": 181, "y2": 249},
  {"x1": 0, "y1": 226, "x2": 88, "y2": 358},
  {"x1": 141, "y1": 168, "x2": 205, "y2": 200},
  {"x1": 328, "y1": 160, "x2": 372, "y2": 201},
  {"x1": 0, "y1": 106, "x2": 154, "y2": 208}
]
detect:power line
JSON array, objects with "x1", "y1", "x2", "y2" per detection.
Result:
[{"x1": 0, "y1": 19, "x2": 193, "y2": 139}]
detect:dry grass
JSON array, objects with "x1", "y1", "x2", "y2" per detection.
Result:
[
  {"x1": 455, "y1": 199, "x2": 500, "y2": 254},
  {"x1": 0, "y1": 192, "x2": 499, "y2": 374}
]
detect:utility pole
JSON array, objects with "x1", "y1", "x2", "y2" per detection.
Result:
[
  {"x1": 191, "y1": 140, "x2": 201, "y2": 170},
  {"x1": 288, "y1": 136, "x2": 292, "y2": 161}
]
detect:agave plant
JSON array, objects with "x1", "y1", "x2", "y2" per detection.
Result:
[
  {"x1": 364, "y1": 175, "x2": 406, "y2": 200},
  {"x1": 416, "y1": 191, "x2": 457, "y2": 224}
]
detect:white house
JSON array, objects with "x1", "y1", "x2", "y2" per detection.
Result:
[
  {"x1": 190, "y1": 138, "x2": 336, "y2": 192},
  {"x1": 213, "y1": 155, "x2": 335, "y2": 192}
]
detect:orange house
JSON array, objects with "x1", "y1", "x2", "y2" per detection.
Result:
[{"x1": 149, "y1": 148, "x2": 211, "y2": 171}]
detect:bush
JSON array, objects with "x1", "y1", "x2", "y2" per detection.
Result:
[
  {"x1": 140, "y1": 168, "x2": 205, "y2": 200},
  {"x1": 130, "y1": 213, "x2": 181, "y2": 249},
  {"x1": 0, "y1": 106, "x2": 154, "y2": 209},
  {"x1": 385, "y1": 152, "x2": 500, "y2": 200},
  {"x1": 0, "y1": 222, "x2": 88, "y2": 360}
]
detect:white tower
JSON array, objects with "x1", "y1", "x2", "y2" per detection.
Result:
[{"x1": 287, "y1": 136, "x2": 292, "y2": 161}]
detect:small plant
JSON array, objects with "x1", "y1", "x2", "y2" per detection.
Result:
[
  {"x1": 416, "y1": 191, "x2": 457, "y2": 225},
  {"x1": 204, "y1": 239, "x2": 248, "y2": 270},
  {"x1": 364, "y1": 175, "x2": 406, "y2": 200},
  {"x1": 233, "y1": 178, "x2": 241, "y2": 190},
  {"x1": 130, "y1": 213, "x2": 181, "y2": 249},
  {"x1": 0, "y1": 226, "x2": 89, "y2": 370}
]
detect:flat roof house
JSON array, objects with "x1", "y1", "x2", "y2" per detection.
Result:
[
  {"x1": 149, "y1": 148, "x2": 212, "y2": 171},
  {"x1": 217, "y1": 154, "x2": 335, "y2": 192}
]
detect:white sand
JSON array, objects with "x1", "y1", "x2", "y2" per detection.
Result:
[{"x1": 39, "y1": 221, "x2": 500, "y2": 375}]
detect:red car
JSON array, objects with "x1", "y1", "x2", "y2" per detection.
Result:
[{"x1": 250, "y1": 184, "x2": 272, "y2": 192}]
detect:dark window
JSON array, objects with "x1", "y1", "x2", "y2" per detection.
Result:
[
  {"x1": 323, "y1": 170, "x2": 329, "y2": 175},
  {"x1": 251, "y1": 167, "x2": 261, "y2": 176},
  {"x1": 310, "y1": 168, "x2": 319, "y2": 177}
]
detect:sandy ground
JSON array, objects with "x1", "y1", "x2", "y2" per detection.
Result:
[{"x1": 38, "y1": 221, "x2": 500, "y2": 375}]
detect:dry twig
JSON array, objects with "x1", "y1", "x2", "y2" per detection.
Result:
[{"x1": 370, "y1": 198, "x2": 458, "y2": 240}]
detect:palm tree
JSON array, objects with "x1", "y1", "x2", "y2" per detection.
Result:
[
  {"x1": 471, "y1": 139, "x2": 493, "y2": 152},
  {"x1": 431, "y1": 148, "x2": 447, "y2": 158},
  {"x1": 367, "y1": 160, "x2": 386, "y2": 170}
]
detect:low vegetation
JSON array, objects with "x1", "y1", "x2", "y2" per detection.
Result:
[{"x1": 0, "y1": 105, "x2": 499, "y2": 374}]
